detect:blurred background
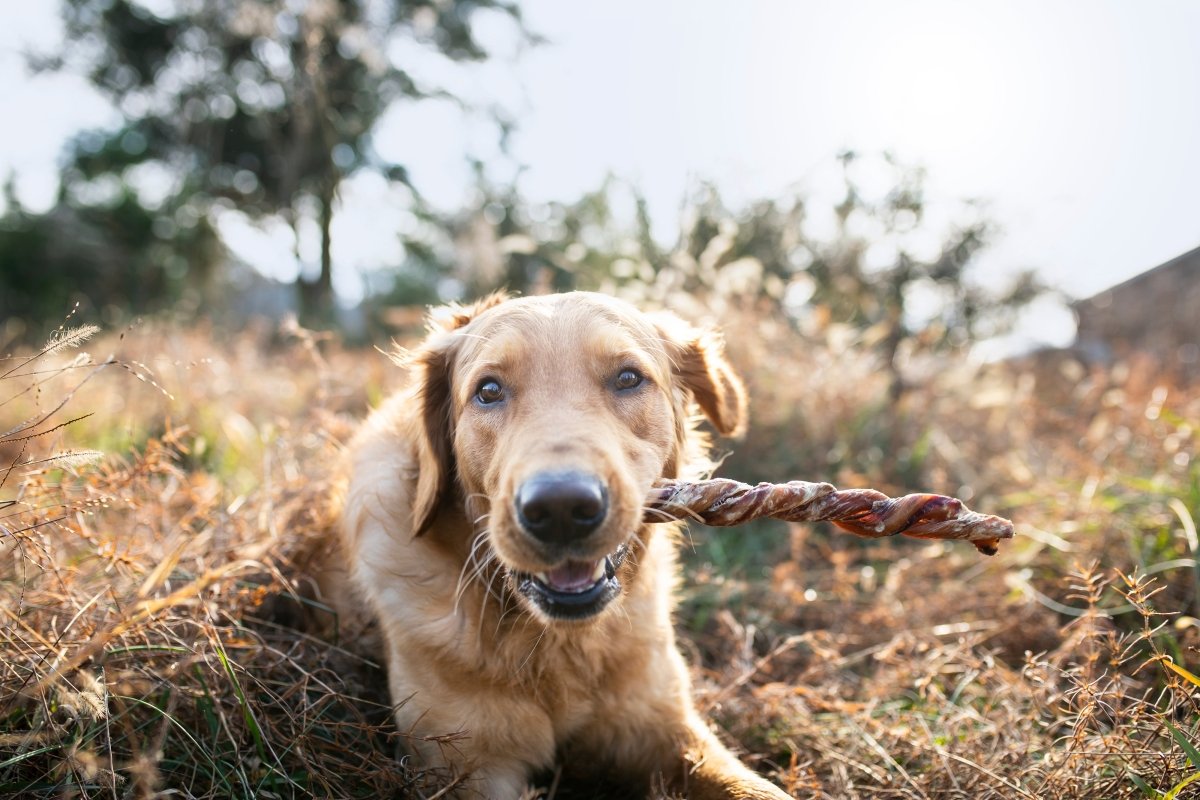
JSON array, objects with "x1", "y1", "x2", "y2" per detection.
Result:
[{"x1": 2, "y1": 0, "x2": 1197, "y2": 370}]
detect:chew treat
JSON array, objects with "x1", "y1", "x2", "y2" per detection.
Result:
[{"x1": 644, "y1": 478, "x2": 1014, "y2": 555}]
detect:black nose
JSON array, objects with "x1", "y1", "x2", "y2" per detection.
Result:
[{"x1": 515, "y1": 472, "x2": 608, "y2": 544}]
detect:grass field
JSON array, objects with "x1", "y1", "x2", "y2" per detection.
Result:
[{"x1": 2, "y1": 306, "x2": 1199, "y2": 799}]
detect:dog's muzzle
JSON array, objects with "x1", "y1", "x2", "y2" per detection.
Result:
[{"x1": 510, "y1": 471, "x2": 629, "y2": 619}]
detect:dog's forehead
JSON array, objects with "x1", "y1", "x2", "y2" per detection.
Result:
[{"x1": 458, "y1": 294, "x2": 665, "y2": 364}]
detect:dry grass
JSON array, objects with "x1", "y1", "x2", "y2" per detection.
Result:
[{"x1": 2, "y1": 307, "x2": 1199, "y2": 799}]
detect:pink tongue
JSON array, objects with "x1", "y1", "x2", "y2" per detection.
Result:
[{"x1": 545, "y1": 559, "x2": 601, "y2": 593}]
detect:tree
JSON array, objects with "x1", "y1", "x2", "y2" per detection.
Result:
[
  {"x1": 805, "y1": 151, "x2": 1045, "y2": 399},
  {"x1": 419, "y1": 154, "x2": 1044, "y2": 400},
  {"x1": 41, "y1": 0, "x2": 527, "y2": 322},
  {"x1": 0, "y1": 169, "x2": 221, "y2": 328},
  {"x1": 384, "y1": 168, "x2": 647, "y2": 305},
  {"x1": 604, "y1": 153, "x2": 1043, "y2": 400}
]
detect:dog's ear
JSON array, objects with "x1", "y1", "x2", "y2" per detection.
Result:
[
  {"x1": 654, "y1": 313, "x2": 748, "y2": 438},
  {"x1": 410, "y1": 340, "x2": 454, "y2": 537},
  {"x1": 425, "y1": 291, "x2": 510, "y2": 334},
  {"x1": 410, "y1": 292, "x2": 510, "y2": 536}
]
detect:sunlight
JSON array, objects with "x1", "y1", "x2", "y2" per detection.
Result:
[{"x1": 865, "y1": 14, "x2": 1018, "y2": 165}]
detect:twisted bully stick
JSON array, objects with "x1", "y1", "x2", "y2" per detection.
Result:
[{"x1": 644, "y1": 478, "x2": 1015, "y2": 556}]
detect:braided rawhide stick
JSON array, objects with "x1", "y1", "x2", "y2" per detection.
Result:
[{"x1": 644, "y1": 478, "x2": 1014, "y2": 555}]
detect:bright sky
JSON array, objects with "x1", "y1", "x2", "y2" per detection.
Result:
[{"x1": 3, "y1": 0, "x2": 1199, "y2": 350}]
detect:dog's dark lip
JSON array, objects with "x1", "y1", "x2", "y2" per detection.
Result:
[{"x1": 513, "y1": 543, "x2": 630, "y2": 621}]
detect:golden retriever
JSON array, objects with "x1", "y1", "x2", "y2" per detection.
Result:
[{"x1": 335, "y1": 292, "x2": 790, "y2": 799}]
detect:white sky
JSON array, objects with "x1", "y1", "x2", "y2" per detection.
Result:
[{"x1": 3, "y1": 0, "x2": 1199, "y2": 349}]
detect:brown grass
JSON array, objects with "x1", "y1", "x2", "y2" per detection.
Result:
[{"x1": 2, "y1": 307, "x2": 1198, "y2": 799}]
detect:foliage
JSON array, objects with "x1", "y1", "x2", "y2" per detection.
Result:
[
  {"x1": 11, "y1": 0, "x2": 527, "y2": 324},
  {"x1": 414, "y1": 154, "x2": 1047, "y2": 402},
  {"x1": 0, "y1": 172, "x2": 222, "y2": 329}
]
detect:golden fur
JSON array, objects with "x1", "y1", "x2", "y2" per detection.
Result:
[{"x1": 333, "y1": 292, "x2": 789, "y2": 799}]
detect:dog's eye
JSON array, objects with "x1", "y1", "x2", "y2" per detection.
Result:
[
  {"x1": 475, "y1": 379, "x2": 505, "y2": 405},
  {"x1": 613, "y1": 369, "x2": 644, "y2": 391}
]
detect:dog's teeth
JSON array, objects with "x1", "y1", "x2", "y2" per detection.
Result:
[
  {"x1": 591, "y1": 560, "x2": 606, "y2": 582},
  {"x1": 536, "y1": 572, "x2": 550, "y2": 584}
]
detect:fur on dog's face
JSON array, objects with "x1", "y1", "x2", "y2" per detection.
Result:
[{"x1": 408, "y1": 293, "x2": 746, "y2": 622}]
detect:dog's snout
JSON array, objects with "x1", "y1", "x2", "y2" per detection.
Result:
[{"x1": 515, "y1": 472, "x2": 609, "y2": 544}]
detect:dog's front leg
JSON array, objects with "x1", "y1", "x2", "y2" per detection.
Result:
[
  {"x1": 600, "y1": 702, "x2": 791, "y2": 798},
  {"x1": 388, "y1": 662, "x2": 555, "y2": 800},
  {"x1": 403, "y1": 718, "x2": 549, "y2": 800},
  {"x1": 437, "y1": 762, "x2": 533, "y2": 800},
  {"x1": 673, "y1": 711, "x2": 792, "y2": 800}
]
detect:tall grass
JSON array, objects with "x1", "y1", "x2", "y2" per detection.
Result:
[{"x1": 1, "y1": 308, "x2": 1198, "y2": 799}]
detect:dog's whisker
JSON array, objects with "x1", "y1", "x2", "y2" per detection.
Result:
[
  {"x1": 465, "y1": 498, "x2": 491, "y2": 528},
  {"x1": 476, "y1": 567, "x2": 510, "y2": 653},
  {"x1": 453, "y1": 530, "x2": 494, "y2": 614},
  {"x1": 462, "y1": 556, "x2": 491, "y2": 598},
  {"x1": 493, "y1": 595, "x2": 521, "y2": 638},
  {"x1": 473, "y1": 555, "x2": 512, "y2": 643},
  {"x1": 516, "y1": 626, "x2": 548, "y2": 674},
  {"x1": 490, "y1": 576, "x2": 529, "y2": 642},
  {"x1": 641, "y1": 505, "x2": 682, "y2": 523},
  {"x1": 465, "y1": 556, "x2": 498, "y2": 603},
  {"x1": 471, "y1": 557, "x2": 505, "y2": 608},
  {"x1": 510, "y1": 607, "x2": 544, "y2": 662},
  {"x1": 467, "y1": 545, "x2": 504, "y2": 597},
  {"x1": 614, "y1": 603, "x2": 635, "y2": 635},
  {"x1": 648, "y1": 501, "x2": 705, "y2": 523},
  {"x1": 624, "y1": 530, "x2": 648, "y2": 556},
  {"x1": 466, "y1": 530, "x2": 491, "y2": 563}
]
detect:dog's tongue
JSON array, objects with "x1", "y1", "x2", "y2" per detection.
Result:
[{"x1": 544, "y1": 559, "x2": 602, "y2": 593}]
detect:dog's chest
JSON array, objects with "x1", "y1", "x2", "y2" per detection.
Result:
[{"x1": 531, "y1": 633, "x2": 646, "y2": 737}]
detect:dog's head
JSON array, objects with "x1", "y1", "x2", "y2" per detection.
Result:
[{"x1": 408, "y1": 292, "x2": 746, "y2": 622}]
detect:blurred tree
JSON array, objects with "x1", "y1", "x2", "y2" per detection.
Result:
[
  {"x1": 805, "y1": 151, "x2": 1045, "y2": 399},
  {"x1": 608, "y1": 153, "x2": 1043, "y2": 400},
  {"x1": 0, "y1": 170, "x2": 221, "y2": 327},
  {"x1": 782, "y1": 149, "x2": 1046, "y2": 398},
  {"x1": 422, "y1": 153, "x2": 1044, "y2": 400},
  {"x1": 30, "y1": 0, "x2": 526, "y2": 322},
  {"x1": 390, "y1": 167, "x2": 643, "y2": 302}
]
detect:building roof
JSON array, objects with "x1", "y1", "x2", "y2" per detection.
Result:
[{"x1": 1073, "y1": 244, "x2": 1200, "y2": 308}]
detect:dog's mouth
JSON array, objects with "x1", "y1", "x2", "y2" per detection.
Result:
[{"x1": 512, "y1": 544, "x2": 630, "y2": 621}]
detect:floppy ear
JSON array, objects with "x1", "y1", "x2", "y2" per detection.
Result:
[
  {"x1": 655, "y1": 313, "x2": 748, "y2": 438},
  {"x1": 410, "y1": 292, "x2": 510, "y2": 536},
  {"x1": 410, "y1": 340, "x2": 454, "y2": 537}
]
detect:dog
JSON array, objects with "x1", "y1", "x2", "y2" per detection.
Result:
[{"x1": 335, "y1": 291, "x2": 790, "y2": 799}]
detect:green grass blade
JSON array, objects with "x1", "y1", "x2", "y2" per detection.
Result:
[
  {"x1": 1128, "y1": 769, "x2": 1164, "y2": 799},
  {"x1": 1165, "y1": 719, "x2": 1200, "y2": 771},
  {"x1": 118, "y1": 694, "x2": 223, "y2": 776},
  {"x1": 1165, "y1": 769, "x2": 1200, "y2": 800},
  {"x1": 212, "y1": 634, "x2": 269, "y2": 766},
  {"x1": 0, "y1": 743, "x2": 66, "y2": 771},
  {"x1": 1163, "y1": 657, "x2": 1200, "y2": 689}
]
